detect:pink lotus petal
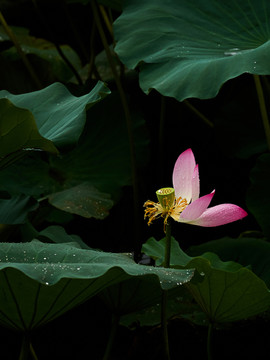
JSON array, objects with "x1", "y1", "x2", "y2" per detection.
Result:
[
  {"x1": 172, "y1": 148, "x2": 196, "y2": 202},
  {"x1": 180, "y1": 191, "x2": 215, "y2": 221},
  {"x1": 192, "y1": 164, "x2": 200, "y2": 201},
  {"x1": 183, "y1": 204, "x2": 248, "y2": 227}
]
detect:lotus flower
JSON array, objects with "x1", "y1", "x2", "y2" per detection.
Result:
[{"x1": 144, "y1": 148, "x2": 247, "y2": 229}]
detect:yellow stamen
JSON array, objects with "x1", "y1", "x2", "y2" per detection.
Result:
[{"x1": 143, "y1": 195, "x2": 188, "y2": 232}]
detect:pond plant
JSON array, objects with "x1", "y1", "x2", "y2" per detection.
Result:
[{"x1": 0, "y1": 0, "x2": 270, "y2": 359}]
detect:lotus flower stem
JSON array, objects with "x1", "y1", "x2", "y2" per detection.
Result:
[
  {"x1": 164, "y1": 221, "x2": 172, "y2": 268},
  {"x1": 253, "y1": 75, "x2": 270, "y2": 151},
  {"x1": 161, "y1": 220, "x2": 172, "y2": 360}
]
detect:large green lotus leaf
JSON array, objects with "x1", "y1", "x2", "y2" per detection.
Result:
[
  {"x1": 0, "y1": 98, "x2": 58, "y2": 159},
  {"x1": 142, "y1": 237, "x2": 270, "y2": 323},
  {"x1": 0, "y1": 194, "x2": 38, "y2": 224},
  {"x1": 0, "y1": 240, "x2": 194, "y2": 331},
  {"x1": 0, "y1": 81, "x2": 110, "y2": 148},
  {"x1": 188, "y1": 237, "x2": 270, "y2": 288},
  {"x1": 114, "y1": 0, "x2": 270, "y2": 101},
  {"x1": 0, "y1": 25, "x2": 82, "y2": 83},
  {"x1": 0, "y1": 93, "x2": 149, "y2": 201},
  {"x1": 246, "y1": 154, "x2": 270, "y2": 238}
]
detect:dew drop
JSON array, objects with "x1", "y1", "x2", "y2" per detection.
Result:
[{"x1": 224, "y1": 48, "x2": 242, "y2": 56}]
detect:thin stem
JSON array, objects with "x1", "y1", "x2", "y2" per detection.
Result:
[
  {"x1": 0, "y1": 12, "x2": 42, "y2": 89},
  {"x1": 253, "y1": 74, "x2": 270, "y2": 151},
  {"x1": 164, "y1": 221, "x2": 172, "y2": 268},
  {"x1": 99, "y1": 4, "x2": 114, "y2": 43},
  {"x1": 102, "y1": 314, "x2": 119, "y2": 360},
  {"x1": 91, "y1": 0, "x2": 140, "y2": 258},
  {"x1": 207, "y1": 322, "x2": 213, "y2": 360},
  {"x1": 160, "y1": 220, "x2": 172, "y2": 360}
]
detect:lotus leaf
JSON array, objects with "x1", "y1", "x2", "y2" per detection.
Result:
[
  {"x1": 0, "y1": 240, "x2": 194, "y2": 331},
  {"x1": 114, "y1": 0, "x2": 270, "y2": 101}
]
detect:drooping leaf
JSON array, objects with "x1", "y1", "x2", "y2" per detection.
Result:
[
  {"x1": 0, "y1": 81, "x2": 110, "y2": 148},
  {"x1": 0, "y1": 93, "x2": 149, "y2": 204},
  {"x1": 142, "y1": 237, "x2": 270, "y2": 323},
  {"x1": 0, "y1": 98, "x2": 58, "y2": 160},
  {"x1": 0, "y1": 240, "x2": 194, "y2": 331},
  {"x1": 114, "y1": 0, "x2": 270, "y2": 101},
  {"x1": 246, "y1": 153, "x2": 270, "y2": 238}
]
